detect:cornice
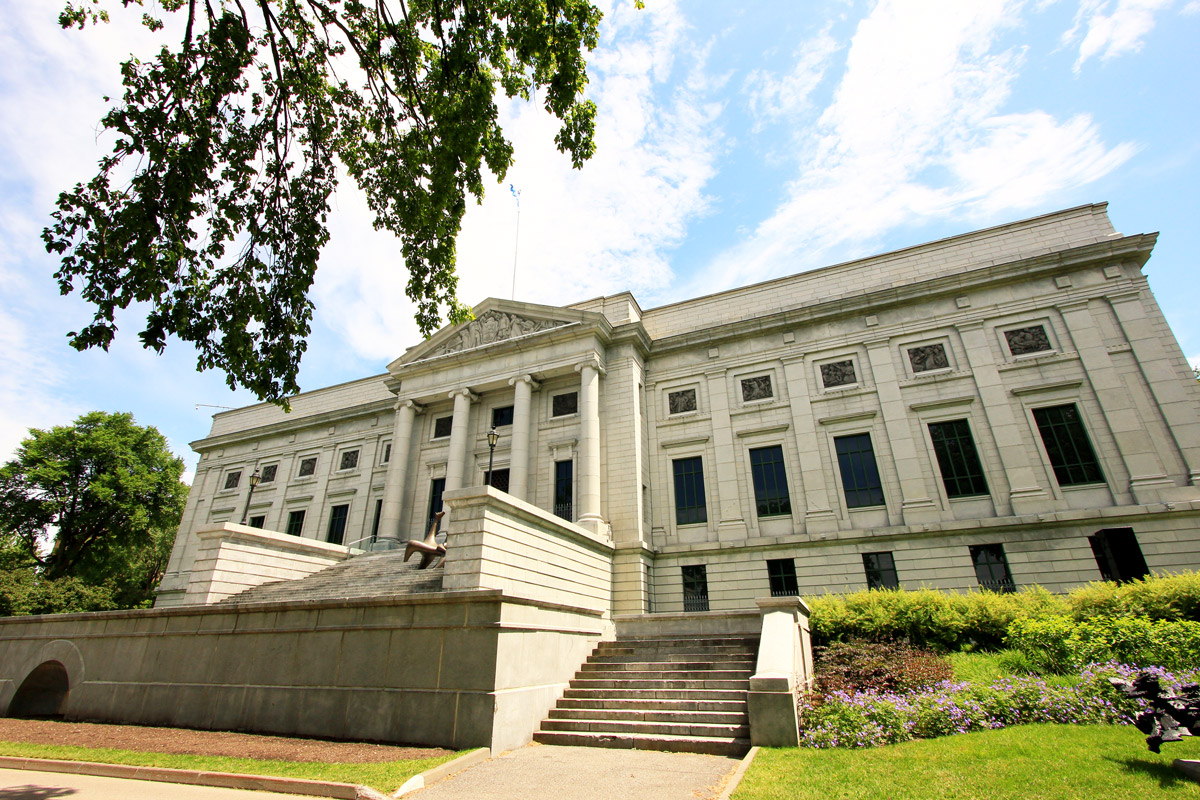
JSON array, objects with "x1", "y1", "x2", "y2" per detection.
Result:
[{"x1": 192, "y1": 397, "x2": 396, "y2": 453}]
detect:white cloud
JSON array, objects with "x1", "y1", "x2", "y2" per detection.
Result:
[
  {"x1": 744, "y1": 28, "x2": 840, "y2": 129},
  {"x1": 1183, "y1": 1, "x2": 1200, "y2": 14},
  {"x1": 683, "y1": 0, "x2": 1135, "y2": 296},
  {"x1": 1064, "y1": 0, "x2": 1173, "y2": 72}
]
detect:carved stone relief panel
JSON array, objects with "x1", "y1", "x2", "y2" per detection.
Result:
[
  {"x1": 820, "y1": 360, "x2": 857, "y2": 388},
  {"x1": 668, "y1": 388, "x2": 697, "y2": 414},
  {"x1": 741, "y1": 375, "x2": 774, "y2": 402},
  {"x1": 907, "y1": 343, "x2": 950, "y2": 373},
  {"x1": 434, "y1": 310, "x2": 568, "y2": 355},
  {"x1": 1004, "y1": 325, "x2": 1052, "y2": 356}
]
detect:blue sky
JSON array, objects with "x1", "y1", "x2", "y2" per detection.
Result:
[{"x1": 1, "y1": 0, "x2": 1198, "y2": 481}]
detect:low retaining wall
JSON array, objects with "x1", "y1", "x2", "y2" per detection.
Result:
[{"x1": 0, "y1": 590, "x2": 604, "y2": 753}]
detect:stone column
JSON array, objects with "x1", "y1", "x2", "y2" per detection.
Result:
[
  {"x1": 576, "y1": 358, "x2": 605, "y2": 534},
  {"x1": 957, "y1": 321, "x2": 1051, "y2": 515},
  {"x1": 379, "y1": 400, "x2": 421, "y2": 540},
  {"x1": 781, "y1": 356, "x2": 839, "y2": 535},
  {"x1": 445, "y1": 388, "x2": 479, "y2": 492},
  {"x1": 865, "y1": 340, "x2": 940, "y2": 524},
  {"x1": 706, "y1": 369, "x2": 748, "y2": 541},
  {"x1": 508, "y1": 374, "x2": 540, "y2": 500},
  {"x1": 1059, "y1": 298, "x2": 1174, "y2": 503}
]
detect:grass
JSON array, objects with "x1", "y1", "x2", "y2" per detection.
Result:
[
  {"x1": 948, "y1": 650, "x2": 1079, "y2": 687},
  {"x1": 733, "y1": 723, "x2": 1200, "y2": 800},
  {"x1": 0, "y1": 740, "x2": 464, "y2": 794}
]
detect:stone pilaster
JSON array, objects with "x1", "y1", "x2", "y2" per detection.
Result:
[
  {"x1": 706, "y1": 370, "x2": 748, "y2": 541},
  {"x1": 575, "y1": 358, "x2": 605, "y2": 535},
  {"x1": 378, "y1": 400, "x2": 422, "y2": 540},
  {"x1": 508, "y1": 374, "x2": 540, "y2": 500},
  {"x1": 780, "y1": 356, "x2": 839, "y2": 535}
]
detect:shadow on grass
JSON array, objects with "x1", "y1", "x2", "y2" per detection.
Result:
[{"x1": 1107, "y1": 756, "x2": 1195, "y2": 790}]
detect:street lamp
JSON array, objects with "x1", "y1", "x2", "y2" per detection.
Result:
[
  {"x1": 486, "y1": 426, "x2": 500, "y2": 487},
  {"x1": 240, "y1": 468, "x2": 262, "y2": 524}
]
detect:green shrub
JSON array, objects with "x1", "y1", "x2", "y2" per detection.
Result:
[
  {"x1": 1065, "y1": 571, "x2": 1200, "y2": 622},
  {"x1": 1007, "y1": 614, "x2": 1200, "y2": 673},
  {"x1": 0, "y1": 569, "x2": 118, "y2": 617}
]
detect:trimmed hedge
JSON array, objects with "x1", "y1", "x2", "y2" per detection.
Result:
[{"x1": 1006, "y1": 614, "x2": 1200, "y2": 674}]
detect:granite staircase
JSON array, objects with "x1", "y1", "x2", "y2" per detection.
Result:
[
  {"x1": 216, "y1": 549, "x2": 443, "y2": 605},
  {"x1": 534, "y1": 634, "x2": 757, "y2": 755}
]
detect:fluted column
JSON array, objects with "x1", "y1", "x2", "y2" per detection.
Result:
[
  {"x1": 508, "y1": 374, "x2": 540, "y2": 500},
  {"x1": 576, "y1": 358, "x2": 605, "y2": 533},
  {"x1": 446, "y1": 388, "x2": 479, "y2": 491},
  {"x1": 379, "y1": 400, "x2": 421, "y2": 540}
]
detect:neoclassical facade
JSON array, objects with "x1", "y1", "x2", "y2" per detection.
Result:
[{"x1": 156, "y1": 203, "x2": 1200, "y2": 612}]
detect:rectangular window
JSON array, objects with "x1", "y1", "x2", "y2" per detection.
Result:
[
  {"x1": 433, "y1": 416, "x2": 453, "y2": 438},
  {"x1": 248, "y1": 515, "x2": 266, "y2": 529},
  {"x1": 863, "y1": 552, "x2": 899, "y2": 590},
  {"x1": 672, "y1": 457, "x2": 708, "y2": 525},
  {"x1": 224, "y1": 471, "x2": 241, "y2": 490},
  {"x1": 554, "y1": 460, "x2": 573, "y2": 521},
  {"x1": 492, "y1": 406, "x2": 514, "y2": 427},
  {"x1": 970, "y1": 544, "x2": 1015, "y2": 593},
  {"x1": 928, "y1": 420, "x2": 989, "y2": 498},
  {"x1": 339, "y1": 449, "x2": 360, "y2": 471},
  {"x1": 767, "y1": 559, "x2": 798, "y2": 597},
  {"x1": 835, "y1": 433, "x2": 885, "y2": 508},
  {"x1": 297, "y1": 457, "x2": 317, "y2": 477},
  {"x1": 327, "y1": 504, "x2": 349, "y2": 545},
  {"x1": 259, "y1": 464, "x2": 278, "y2": 484},
  {"x1": 749, "y1": 445, "x2": 791, "y2": 517},
  {"x1": 483, "y1": 467, "x2": 510, "y2": 492},
  {"x1": 552, "y1": 392, "x2": 578, "y2": 417},
  {"x1": 428, "y1": 478, "x2": 446, "y2": 531},
  {"x1": 1033, "y1": 404, "x2": 1104, "y2": 486},
  {"x1": 682, "y1": 565, "x2": 709, "y2": 612},
  {"x1": 1089, "y1": 528, "x2": 1150, "y2": 583},
  {"x1": 381, "y1": 443, "x2": 392, "y2": 464},
  {"x1": 285, "y1": 510, "x2": 305, "y2": 537},
  {"x1": 370, "y1": 498, "x2": 383, "y2": 542}
]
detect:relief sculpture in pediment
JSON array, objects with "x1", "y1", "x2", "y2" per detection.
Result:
[{"x1": 435, "y1": 310, "x2": 567, "y2": 355}]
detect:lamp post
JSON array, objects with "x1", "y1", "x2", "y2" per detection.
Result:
[
  {"x1": 486, "y1": 426, "x2": 499, "y2": 487},
  {"x1": 240, "y1": 468, "x2": 261, "y2": 524}
]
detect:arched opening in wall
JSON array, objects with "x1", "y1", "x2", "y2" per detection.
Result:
[{"x1": 7, "y1": 660, "x2": 70, "y2": 718}]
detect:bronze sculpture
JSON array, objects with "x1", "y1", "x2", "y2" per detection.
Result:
[
  {"x1": 404, "y1": 511, "x2": 447, "y2": 569},
  {"x1": 1109, "y1": 671, "x2": 1200, "y2": 753}
]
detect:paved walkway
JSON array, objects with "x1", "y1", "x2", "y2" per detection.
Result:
[
  {"x1": 408, "y1": 744, "x2": 742, "y2": 800},
  {"x1": 0, "y1": 767, "x2": 304, "y2": 800}
]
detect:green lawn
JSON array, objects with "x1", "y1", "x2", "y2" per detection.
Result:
[
  {"x1": 734, "y1": 724, "x2": 1200, "y2": 800},
  {"x1": 0, "y1": 740, "x2": 463, "y2": 794}
]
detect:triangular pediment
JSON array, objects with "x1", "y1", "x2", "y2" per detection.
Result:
[{"x1": 390, "y1": 298, "x2": 608, "y2": 369}]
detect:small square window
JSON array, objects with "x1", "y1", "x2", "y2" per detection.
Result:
[
  {"x1": 682, "y1": 565, "x2": 709, "y2": 612},
  {"x1": 1089, "y1": 528, "x2": 1150, "y2": 584},
  {"x1": 286, "y1": 510, "x2": 305, "y2": 537},
  {"x1": 552, "y1": 392, "x2": 578, "y2": 417},
  {"x1": 1004, "y1": 325, "x2": 1052, "y2": 356},
  {"x1": 767, "y1": 559, "x2": 798, "y2": 597},
  {"x1": 907, "y1": 344, "x2": 949, "y2": 373},
  {"x1": 433, "y1": 416, "x2": 453, "y2": 438},
  {"x1": 224, "y1": 471, "x2": 241, "y2": 490},
  {"x1": 741, "y1": 375, "x2": 774, "y2": 402},
  {"x1": 821, "y1": 360, "x2": 857, "y2": 389},
  {"x1": 668, "y1": 388, "x2": 697, "y2": 414},
  {"x1": 863, "y1": 552, "x2": 899, "y2": 590},
  {"x1": 493, "y1": 406, "x2": 515, "y2": 427},
  {"x1": 297, "y1": 457, "x2": 317, "y2": 477},
  {"x1": 970, "y1": 544, "x2": 1015, "y2": 593},
  {"x1": 339, "y1": 449, "x2": 360, "y2": 471},
  {"x1": 259, "y1": 464, "x2": 278, "y2": 484},
  {"x1": 248, "y1": 515, "x2": 266, "y2": 529}
]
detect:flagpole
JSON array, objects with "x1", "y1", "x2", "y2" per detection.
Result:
[{"x1": 510, "y1": 185, "x2": 521, "y2": 300}]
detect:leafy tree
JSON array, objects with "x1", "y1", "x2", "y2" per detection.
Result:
[
  {"x1": 45, "y1": 0, "x2": 604, "y2": 403},
  {"x1": 0, "y1": 411, "x2": 188, "y2": 609}
]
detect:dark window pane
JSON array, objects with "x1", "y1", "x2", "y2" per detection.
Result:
[
  {"x1": 1089, "y1": 528, "x2": 1150, "y2": 583},
  {"x1": 834, "y1": 434, "x2": 885, "y2": 508},
  {"x1": 428, "y1": 478, "x2": 446, "y2": 532},
  {"x1": 433, "y1": 416, "x2": 453, "y2": 438},
  {"x1": 928, "y1": 419, "x2": 989, "y2": 498},
  {"x1": 224, "y1": 471, "x2": 241, "y2": 490},
  {"x1": 370, "y1": 498, "x2": 383, "y2": 542},
  {"x1": 863, "y1": 552, "x2": 899, "y2": 590},
  {"x1": 970, "y1": 544, "x2": 1015, "y2": 593},
  {"x1": 327, "y1": 504, "x2": 349, "y2": 545},
  {"x1": 1032, "y1": 404, "x2": 1104, "y2": 486},
  {"x1": 382, "y1": 443, "x2": 392, "y2": 464},
  {"x1": 555, "y1": 460, "x2": 573, "y2": 521},
  {"x1": 750, "y1": 446, "x2": 792, "y2": 517},
  {"x1": 339, "y1": 450, "x2": 359, "y2": 470},
  {"x1": 286, "y1": 510, "x2": 305, "y2": 536},
  {"x1": 767, "y1": 558, "x2": 798, "y2": 597},
  {"x1": 483, "y1": 468, "x2": 510, "y2": 492},
  {"x1": 298, "y1": 457, "x2": 317, "y2": 477},
  {"x1": 492, "y1": 406, "x2": 514, "y2": 427},
  {"x1": 259, "y1": 464, "x2": 278, "y2": 484},
  {"x1": 248, "y1": 515, "x2": 265, "y2": 529},
  {"x1": 552, "y1": 393, "x2": 578, "y2": 417},
  {"x1": 673, "y1": 457, "x2": 708, "y2": 525},
  {"x1": 682, "y1": 565, "x2": 709, "y2": 612}
]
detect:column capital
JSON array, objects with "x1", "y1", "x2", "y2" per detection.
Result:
[
  {"x1": 955, "y1": 319, "x2": 987, "y2": 334},
  {"x1": 1105, "y1": 289, "x2": 1145, "y2": 306},
  {"x1": 780, "y1": 353, "x2": 808, "y2": 366},
  {"x1": 448, "y1": 388, "x2": 481, "y2": 402},
  {"x1": 575, "y1": 356, "x2": 607, "y2": 377},
  {"x1": 509, "y1": 374, "x2": 541, "y2": 389},
  {"x1": 394, "y1": 399, "x2": 425, "y2": 414}
]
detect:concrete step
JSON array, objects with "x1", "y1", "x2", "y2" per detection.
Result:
[
  {"x1": 540, "y1": 718, "x2": 749, "y2": 738},
  {"x1": 568, "y1": 678, "x2": 749, "y2": 691},
  {"x1": 217, "y1": 550, "x2": 446, "y2": 605},
  {"x1": 532, "y1": 730, "x2": 751, "y2": 757},
  {"x1": 589, "y1": 652, "x2": 757, "y2": 664},
  {"x1": 575, "y1": 669, "x2": 751, "y2": 682},
  {"x1": 549, "y1": 707, "x2": 746, "y2": 725},
  {"x1": 579, "y1": 661, "x2": 754, "y2": 673},
  {"x1": 562, "y1": 686, "x2": 748, "y2": 702},
  {"x1": 557, "y1": 697, "x2": 747, "y2": 714}
]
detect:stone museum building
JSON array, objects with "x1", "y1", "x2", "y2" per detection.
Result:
[
  {"x1": 6, "y1": 201, "x2": 1200, "y2": 755},
  {"x1": 157, "y1": 202, "x2": 1200, "y2": 613}
]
